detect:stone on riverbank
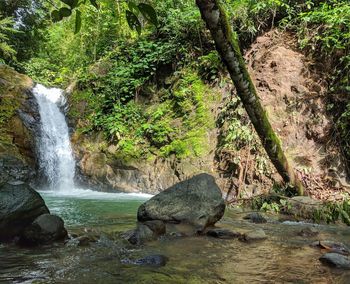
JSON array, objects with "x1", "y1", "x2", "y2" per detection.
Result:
[
  {"x1": 287, "y1": 196, "x2": 322, "y2": 219},
  {"x1": 206, "y1": 228, "x2": 241, "y2": 239},
  {"x1": 319, "y1": 253, "x2": 350, "y2": 269},
  {"x1": 20, "y1": 214, "x2": 67, "y2": 245},
  {"x1": 137, "y1": 174, "x2": 225, "y2": 233},
  {"x1": 240, "y1": 229, "x2": 267, "y2": 242},
  {"x1": 243, "y1": 212, "x2": 267, "y2": 224},
  {"x1": 311, "y1": 240, "x2": 350, "y2": 255},
  {"x1": 0, "y1": 182, "x2": 49, "y2": 241}
]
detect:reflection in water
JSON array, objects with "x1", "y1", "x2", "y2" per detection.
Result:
[{"x1": 1, "y1": 193, "x2": 350, "y2": 283}]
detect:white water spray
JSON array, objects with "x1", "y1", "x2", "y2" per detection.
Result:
[{"x1": 33, "y1": 84, "x2": 75, "y2": 191}]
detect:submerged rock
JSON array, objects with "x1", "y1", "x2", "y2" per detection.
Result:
[
  {"x1": 243, "y1": 212, "x2": 267, "y2": 224},
  {"x1": 206, "y1": 228, "x2": 241, "y2": 239},
  {"x1": 77, "y1": 235, "x2": 92, "y2": 247},
  {"x1": 0, "y1": 183, "x2": 49, "y2": 241},
  {"x1": 127, "y1": 223, "x2": 155, "y2": 245},
  {"x1": 137, "y1": 174, "x2": 225, "y2": 233},
  {"x1": 20, "y1": 214, "x2": 67, "y2": 245},
  {"x1": 122, "y1": 255, "x2": 169, "y2": 267},
  {"x1": 126, "y1": 221, "x2": 166, "y2": 245},
  {"x1": 298, "y1": 227, "x2": 319, "y2": 237},
  {"x1": 319, "y1": 253, "x2": 350, "y2": 269}
]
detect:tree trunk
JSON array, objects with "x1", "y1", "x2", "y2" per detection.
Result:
[{"x1": 196, "y1": 0, "x2": 304, "y2": 195}]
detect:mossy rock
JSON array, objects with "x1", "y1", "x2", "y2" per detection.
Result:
[
  {"x1": 286, "y1": 196, "x2": 322, "y2": 220},
  {"x1": 0, "y1": 65, "x2": 33, "y2": 145}
]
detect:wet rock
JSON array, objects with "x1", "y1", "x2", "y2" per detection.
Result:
[
  {"x1": 0, "y1": 182, "x2": 49, "y2": 241},
  {"x1": 319, "y1": 253, "x2": 350, "y2": 269},
  {"x1": 135, "y1": 255, "x2": 169, "y2": 267},
  {"x1": 126, "y1": 223, "x2": 158, "y2": 245},
  {"x1": 311, "y1": 241, "x2": 350, "y2": 255},
  {"x1": 0, "y1": 155, "x2": 35, "y2": 185},
  {"x1": 240, "y1": 229, "x2": 267, "y2": 242},
  {"x1": 122, "y1": 255, "x2": 169, "y2": 267},
  {"x1": 20, "y1": 214, "x2": 67, "y2": 245},
  {"x1": 137, "y1": 174, "x2": 225, "y2": 233},
  {"x1": 143, "y1": 220, "x2": 166, "y2": 235},
  {"x1": 77, "y1": 235, "x2": 91, "y2": 246},
  {"x1": 206, "y1": 228, "x2": 241, "y2": 239},
  {"x1": 165, "y1": 222, "x2": 198, "y2": 237},
  {"x1": 243, "y1": 212, "x2": 267, "y2": 224},
  {"x1": 297, "y1": 227, "x2": 318, "y2": 237}
]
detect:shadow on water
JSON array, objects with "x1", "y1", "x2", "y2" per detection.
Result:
[{"x1": 1, "y1": 192, "x2": 350, "y2": 283}]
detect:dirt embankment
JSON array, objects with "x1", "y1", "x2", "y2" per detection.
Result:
[{"x1": 244, "y1": 30, "x2": 348, "y2": 200}]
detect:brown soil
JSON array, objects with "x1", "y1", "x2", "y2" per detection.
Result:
[{"x1": 224, "y1": 30, "x2": 349, "y2": 201}]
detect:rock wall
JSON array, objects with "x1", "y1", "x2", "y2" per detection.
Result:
[
  {"x1": 73, "y1": 132, "x2": 218, "y2": 194},
  {"x1": 0, "y1": 65, "x2": 40, "y2": 185}
]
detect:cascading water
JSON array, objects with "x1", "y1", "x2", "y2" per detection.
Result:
[{"x1": 33, "y1": 84, "x2": 75, "y2": 191}]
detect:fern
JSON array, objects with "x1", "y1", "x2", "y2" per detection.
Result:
[{"x1": 0, "y1": 16, "x2": 18, "y2": 60}]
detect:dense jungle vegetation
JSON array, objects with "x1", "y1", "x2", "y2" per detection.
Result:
[{"x1": 0, "y1": 0, "x2": 349, "y2": 188}]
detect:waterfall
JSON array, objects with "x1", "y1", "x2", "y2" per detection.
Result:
[{"x1": 33, "y1": 84, "x2": 75, "y2": 191}]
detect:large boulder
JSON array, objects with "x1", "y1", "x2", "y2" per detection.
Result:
[
  {"x1": 20, "y1": 214, "x2": 67, "y2": 245},
  {"x1": 137, "y1": 173, "x2": 225, "y2": 233},
  {"x1": 0, "y1": 183, "x2": 49, "y2": 240}
]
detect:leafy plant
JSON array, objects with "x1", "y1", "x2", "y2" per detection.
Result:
[{"x1": 0, "y1": 15, "x2": 18, "y2": 60}]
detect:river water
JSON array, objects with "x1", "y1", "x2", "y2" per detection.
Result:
[{"x1": 1, "y1": 190, "x2": 350, "y2": 283}]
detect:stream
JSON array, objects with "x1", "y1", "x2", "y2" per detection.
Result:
[{"x1": 1, "y1": 190, "x2": 350, "y2": 283}]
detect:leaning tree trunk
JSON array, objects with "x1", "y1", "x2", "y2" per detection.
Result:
[{"x1": 196, "y1": 0, "x2": 304, "y2": 195}]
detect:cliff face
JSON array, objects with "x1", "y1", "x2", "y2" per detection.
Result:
[
  {"x1": 0, "y1": 65, "x2": 40, "y2": 185},
  {"x1": 72, "y1": 132, "x2": 218, "y2": 194}
]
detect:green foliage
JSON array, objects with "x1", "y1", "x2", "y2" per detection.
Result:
[
  {"x1": 92, "y1": 38, "x2": 178, "y2": 104},
  {"x1": 157, "y1": 70, "x2": 214, "y2": 158},
  {"x1": 297, "y1": 2, "x2": 350, "y2": 54},
  {"x1": 50, "y1": 0, "x2": 158, "y2": 35},
  {"x1": 224, "y1": 0, "x2": 290, "y2": 46},
  {"x1": 250, "y1": 189, "x2": 292, "y2": 214},
  {"x1": 22, "y1": 58, "x2": 70, "y2": 86},
  {"x1": 70, "y1": 66, "x2": 215, "y2": 160},
  {"x1": 198, "y1": 51, "x2": 224, "y2": 82},
  {"x1": 0, "y1": 15, "x2": 18, "y2": 60},
  {"x1": 217, "y1": 97, "x2": 254, "y2": 152},
  {"x1": 125, "y1": 2, "x2": 158, "y2": 34},
  {"x1": 314, "y1": 199, "x2": 350, "y2": 225}
]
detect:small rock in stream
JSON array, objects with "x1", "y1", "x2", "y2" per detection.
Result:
[
  {"x1": 77, "y1": 235, "x2": 91, "y2": 247},
  {"x1": 297, "y1": 227, "x2": 319, "y2": 237},
  {"x1": 206, "y1": 228, "x2": 241, "y2": 239},
  {"x1": 319, "y1": 253, "x2": 350, "y2": 269},
  {"x1": 240, "y1": 229, "x2": 267, "y2": 242},
  {"x1": 243, "y1": 212, "x2": 267, "y2": 224},
  {"x1": 122, "y1": 255, "x2": 169, "y2": 267}
]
